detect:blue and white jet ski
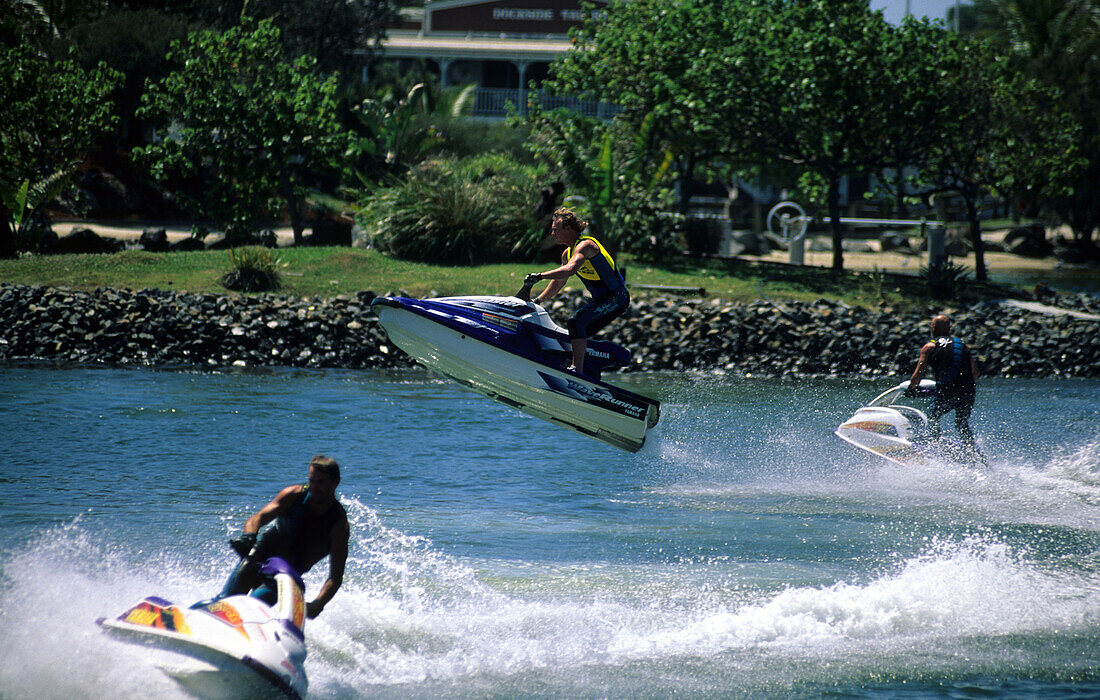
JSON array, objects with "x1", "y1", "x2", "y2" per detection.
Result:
[
  {"x1": 371, "y1": 280, "x2": 660, "y2": 452},
  {"x1": 835, "y1": 379, "x2": 982, "y2": 466},
  {"x1": 98, "y1": 557, "x2": 308, "y2": 699}
]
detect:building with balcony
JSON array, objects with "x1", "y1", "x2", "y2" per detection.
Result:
[{"x1": 372, "y1": 0, "x2": 611, "y2": 118}]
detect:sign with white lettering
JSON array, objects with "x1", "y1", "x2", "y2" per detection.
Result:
[{"x1": 431, "y1": 0, "x2": 606, "y2": 35}]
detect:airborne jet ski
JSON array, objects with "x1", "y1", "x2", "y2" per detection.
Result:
[
  {"x1": 371, "y1": 280, "x2": 660, "y2": 452},
  {"x1": 834, "y1": 379, "x2": 982, "y2": 466},
  {"x1": 98, "y1": 557, "x2": 308, "y2": 699}
]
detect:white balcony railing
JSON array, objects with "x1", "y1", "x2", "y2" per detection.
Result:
[{"x1": 472, "y1": 88, "x2": 619, "y2": 119}]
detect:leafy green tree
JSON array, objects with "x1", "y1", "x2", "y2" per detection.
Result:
[
  {"x1": 552, "y1": 0, "x2": 940, "y2": 271},
  {"x1": 548, "y1": 0, "x2": 732, "y2": 215},
  {"x1": 975, "y1": 0, "x2": 1100, "y2": 247},
  {"x1": 874, "y1": 16, "x2": 962, "y2": 219},
  {"x1": 136, "y1": 19, "x2": 347, "y2": 245},
  {"x1": 522, "y1": 103, "x2": 677, "y2": 260},
  {"x1": 349, "y1": 80, "x2": 476, "y2": 179},
  {"x1": 0, "y1": 41, "x2": 121, "y2": 257},
  {"x1": 184, "y1": 0, "x2": 394, "y2": 81},
  {"x1": 64, "y1": 7, "x2": 191, "y2": 148},
  {"x1": 709, "y1": 0, "x2": 906, "y2": 271},
  {"x1": 916, "y1": 39, "x2": 1081, "y2": 280},
  {"x1": 251, "y1": 0, "x2": 395, "y2": 80}
]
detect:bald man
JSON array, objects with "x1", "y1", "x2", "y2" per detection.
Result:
[{"x1": 907, "y1": 314, "x2": 980, "y2": 446}]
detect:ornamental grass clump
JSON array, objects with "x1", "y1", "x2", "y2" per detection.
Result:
[
  {"x1": 361, "y1": 155, "x2": 541, "y2": 265},
  {"x1": 221, "y1": 246, "x2": 285, "y2": 292}
]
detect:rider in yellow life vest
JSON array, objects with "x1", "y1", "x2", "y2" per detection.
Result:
[{"x1": 525, "y1": 207, "x2": 629, "y2": 376}]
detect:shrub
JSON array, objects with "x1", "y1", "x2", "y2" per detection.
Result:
[
  {"x1": 360, "y1": 154, "x2": 543, "y2": 265},
  {"x1": 922, "y1": 258, "x2": 971, "y2": 300},
  {"x1": 221, "y1": 246, "x2": 284, "y2": 292}
]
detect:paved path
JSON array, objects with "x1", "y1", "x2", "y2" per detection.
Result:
[
  {"x1": 1002, "y1": 299, "x2": 1100, "y2": 320},
  {"x1": 52, "y1": 221, "x2": 302, "y2": 247}
]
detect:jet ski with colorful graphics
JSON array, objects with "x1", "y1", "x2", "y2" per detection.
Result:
[
  {"x1": 835, "y1": 379, "x2": 982, "y2": 467},
  {"x1": 371, "y1": 279, "x2": 660, "y2": 452},
  {"x1": 98, "y1": 557, "x2": 308, "y2": 699}
]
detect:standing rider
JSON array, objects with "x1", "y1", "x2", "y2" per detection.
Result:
[
  {"x1": 907, "y1": 314, "x2": 980, "y2": 447},
  {"x1": 219, "y1": 455, "x2": 349, "y2": 619},
  {"x1": 525, "y1": 207, "x2": 629, "y2": 376}
]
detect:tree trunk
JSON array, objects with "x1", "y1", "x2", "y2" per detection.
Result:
[
  {"x1": 964, "y1": 192, "x2": 987, "y2": 282},
  {"x1": 279, "y1": 166, "x2": 304, "y2": 247},
  {"x1": 828, "y1": 175, "x2": 844, "y2": 271},
  {"x1": 894, "y1": 163, "x2": 908, "y2": 219},
  {"x1": 0, "y1": 202, "x2": 16, "y2": 259}
]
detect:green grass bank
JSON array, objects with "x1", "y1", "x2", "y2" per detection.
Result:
[{"x1": 0, "y1": 247, "x2": 1022, "y2": 309}]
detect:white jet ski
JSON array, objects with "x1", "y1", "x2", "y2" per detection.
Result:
[
  {"x1": 371, "y1": 280, "x2": 660, "y2": 452},
  {"x1": 98, "y1": 557, "x2": 308, "y2": 699},
  {"x1": 835, "y1": 379, "x2": 980, "y2": 466}
]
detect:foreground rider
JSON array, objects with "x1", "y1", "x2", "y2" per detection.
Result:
[
  {"x1": 906, "y1": 314, "x2": 980, "y2": 446},
  {"x1": 525, "y1": 207, "x2": 629, "y2": 376},
  {"x1": 220, "y1": 455, "x2": 349, "y2": 619}
]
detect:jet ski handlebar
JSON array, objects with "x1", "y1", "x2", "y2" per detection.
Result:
[{"x1": 515, "y1": 278, "x2": 536, "y2": 302}]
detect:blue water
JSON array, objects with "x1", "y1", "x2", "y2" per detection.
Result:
[{"x1": 1, "y1": 365, "x2": 1097, "y2": 698}]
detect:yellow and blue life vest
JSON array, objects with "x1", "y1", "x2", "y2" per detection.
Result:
[{"x1": 566, "y1": 235, "x2": 624, "y2": 296}]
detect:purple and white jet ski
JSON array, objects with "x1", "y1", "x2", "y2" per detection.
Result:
[
  {"x1": 371, "y1": 281, "x2": 660, "y2": 452},
  {"x1": 98, "y1": 557, "x2": 308, "y2": 699}
]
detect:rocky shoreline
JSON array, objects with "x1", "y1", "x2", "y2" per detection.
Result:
[{"x1": 1, "y1": 282, "x2": 1098, "y2": 378}]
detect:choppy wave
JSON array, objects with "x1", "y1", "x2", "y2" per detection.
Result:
[
  {"x1": 614, "y1": 537, "x2": 1099, "y2": 657},
  {"x1": 6, "y1": 504, "x2": 1093, "y2": 698},
  {"x1": 315, "y1": 516, "x2": 1100, "y2": 691}
]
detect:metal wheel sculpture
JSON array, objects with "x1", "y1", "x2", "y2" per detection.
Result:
[{"x1": 766, "y1": 201, "x2": 810, "y2": 242}]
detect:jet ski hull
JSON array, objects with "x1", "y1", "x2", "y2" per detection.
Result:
[
  {"x1": 374, "y1": 301, "x2": 659, "y2": 452},
  {"x1": 100, "y1": 614, "x2": 301, "y2": 699}
]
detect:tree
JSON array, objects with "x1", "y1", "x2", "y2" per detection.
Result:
[
  {"x1": 875, "y1": 16, "x2": 962, "y2": 219},
  {"x1": 712, "y1": 0, "x2": 910, "y2": 271},
  {"x1": 916, "y1": 38, "x2": 1081, "y2": 281},
  {"x1": 64, "y1": 7, "x2": 192, "y2": 148},
  {"x1": 136, "y1": 19, "x2": 347, "y2": 244},
  {"x1": 548, "y1": 0, "x2": 733, "y2": 215},
  {"x1": 0, "y1": 0, "x2": 107, "y2": 52},
  {"x1": 0, "y1": 41, "x2": 121, "y2": 257},
  {"x1": 555, "y1": 0, "x2": 937, "y2": 271},
  {"x1": 349, "y1": 80, "x2": 476, "y2": 179},
  {"x1": 245, "y1": 0, "x2": 396, "y2": 80},
  {"x1": 975, "y1": 0, "x2": 1100, "y2": 247},
  {"x1": 208, "y1": 0, "x2": 395, "y2": 81},
  {"x1": 522, "y1": 103, "x2": 677, "y2": 260}
]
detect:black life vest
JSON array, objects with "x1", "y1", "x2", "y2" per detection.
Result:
[
  {"x1": 930, "y1": 336, "x2": 974, "y2": 392},
  {"x1": 257, "y1": 487, "x2": 346, "y2": 574}
]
